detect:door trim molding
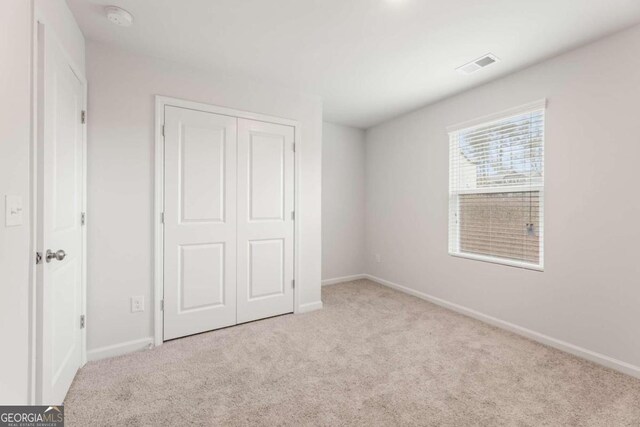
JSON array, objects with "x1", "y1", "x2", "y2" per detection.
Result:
[{"x1": 153, "y1": 96, "x2": 301, "y2": 347}]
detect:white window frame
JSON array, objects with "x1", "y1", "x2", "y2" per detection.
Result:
[{"x1": 447, "y1": 100, "x2": 546, "y2": 271}]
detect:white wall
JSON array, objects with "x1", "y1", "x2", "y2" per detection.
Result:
[
  {"x1": 365, "y1": 25, "x2": 640, "y2": 374},
  {"x1": 85, "y1": 42, "x2": 323, "y2": 358},
  {"x1": 322, "y1": 122, "x2": 366, "y2": 282},
  {"x1": 0, "y1": 0, "x2": 33, "y2": 405}
]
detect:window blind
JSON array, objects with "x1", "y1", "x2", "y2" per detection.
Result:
[{"x1": 448, "y1": 101, "x2": 545, "y2": 269}]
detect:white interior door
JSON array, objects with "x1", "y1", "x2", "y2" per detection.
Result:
[
  {"x1": 163, "y1": 106, "x2": 237, "y2": 340},
  {"x1": 38, "y1": 30, "x2": 84, "y2": 405},
  {"x1": 237, "y1": 119, "x2": 295, "y2": 323}
]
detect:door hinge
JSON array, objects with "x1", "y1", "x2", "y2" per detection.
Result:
[
  {"x1": 291, "y1": 211, "x2": 295, "y2": 220},
  {"x1": 292, "y1": 142, "x2": 296, "y2": 152},
  {"x1": 162, "y1": 125, "x2": 165, "y2": 137},
  {"x1": 160, "y1": 300, "x2": 164, "y2": 311},
  {"x1": 80, "y1": 315, "x2": 86, "y2": 329},
  {"x1": 161, "y1": 212, "x2": 165, "y2": 224},
  {"x1": 35, "y1": 252, "x2": 42, "y2": 265},
  {"x1": 81, "y1": 212, "x2": 86, "y2": 226},
  {"x1": 291, "y1": 279, "x2": 295, "y2": 289},
  {"x1": 81, "y1": 110, "x2": 86, "y2": 124}
]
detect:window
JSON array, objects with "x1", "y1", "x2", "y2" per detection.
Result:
[{"x1": 448, "y1": 100, "x2": 545, "y2": 270}]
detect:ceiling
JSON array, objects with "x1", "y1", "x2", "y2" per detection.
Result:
[{"x1": 67, "y1": 0, "x2": 640, "y2": 128}]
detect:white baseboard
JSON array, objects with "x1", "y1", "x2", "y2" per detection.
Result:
[
  {"x1": 90, "y1": 302, "x2": 325, "y2": 361},
  {"x1": 322, "y1": 274, "x2": 366, "y2": 286},
  {"x1": 298, "y1": 300, "x2": 323, "y2": 313},
  {"x1": 364, "y1": 274, "x2": 640, "y2": 379},
  {"x1": 87, "y1": 337, "x2": 154, "y2": 362}
]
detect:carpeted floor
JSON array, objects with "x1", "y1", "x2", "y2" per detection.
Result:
[{"x1": 65, "y1": 280, "x2": 640, "y2": 426}]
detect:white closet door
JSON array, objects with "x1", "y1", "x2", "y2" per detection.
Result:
[
  {"x1": 237, "y1": 119, "x2": 295, "y2": 323},
  {"x1": 163, "y1": 106, "x2": 237, "y2": 340}
]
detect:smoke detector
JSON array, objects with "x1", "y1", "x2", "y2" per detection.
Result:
[
  {"x1": 456, "y1": 53, "x2": 500, "y2": 75},
  {"x1": 105, "y1": 6, "x2": 134, "y2": 27}
]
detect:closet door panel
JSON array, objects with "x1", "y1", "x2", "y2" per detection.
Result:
[
  {"x1": 237, "y1": 119, "x2": 295, "y2": 323},
  {"x1": 163, "y1": 106, "x2": 237, "y2": 340}
]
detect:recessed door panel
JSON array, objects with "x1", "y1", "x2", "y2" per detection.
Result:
[
  {"x1": 51, "y1": 260, "x2": 78, "y2": 384},
  {"x1": 249, "y1": 133, "x2": 284, "y2": 221},
  {"x1": 53, "y1": 75, "x2": 80, "y2": 232},
  {"x1": 237, "y1": 119, "x2": 295, "y2": 323},
  {"x1": 180, "y1": 126, "x2": 225, "y2": 223},
  {"x1": 164, "y1": 106, "x2": 237, "y2": 340},
  {"x1": 179, "y1": 243, "x2": 225, "y2": 311},
  {"x1": 249, "y1": 239, "x2": 284, "y2": 300}
]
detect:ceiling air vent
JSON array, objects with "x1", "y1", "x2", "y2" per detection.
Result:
[{"x1": 456, "y1": 53, "x2": 500, "y2": 75}]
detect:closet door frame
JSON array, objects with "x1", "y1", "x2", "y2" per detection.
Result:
[{"x1": 153, "y1": 96, "x2": 300, "y2": 347}]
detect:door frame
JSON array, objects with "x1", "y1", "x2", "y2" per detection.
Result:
[
  {"x1": 153, "y1": 96, "x2": 301, "y2": 346},
  {"x1": 31, "y1": 17, "x2": 88, "y2": 404}
]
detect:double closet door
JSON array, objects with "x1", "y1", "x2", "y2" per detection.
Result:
[{"x1": 163, "y1": 105, "x2": 295, "y2": 340}]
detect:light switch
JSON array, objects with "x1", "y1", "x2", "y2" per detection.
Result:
[
  {"x1": 131, "y1": 296, "x2": 145, "y2": 313},
  {"x1": 5, "y1": 195, "x2": 23, "y2": 227}
]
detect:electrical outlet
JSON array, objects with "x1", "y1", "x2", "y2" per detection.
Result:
[
  {"x1": 131, "y1": 296, "x2": 144, "y2": 313},
  {"x1": 375, "y1": 254, "x2": 381, "y2": 263}
]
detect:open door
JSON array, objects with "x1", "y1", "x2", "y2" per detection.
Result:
[{"x1": 36, "y1": 25, "x2": 86, "y2": 405}]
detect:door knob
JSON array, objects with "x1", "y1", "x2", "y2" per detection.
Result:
[{"x1": 46, "y1": 249, "x2": 66, "y2": 263}]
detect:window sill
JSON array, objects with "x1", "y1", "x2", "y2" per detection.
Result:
[{"x1": 449, "y1": 251, "x2": 544, "y2": 271}]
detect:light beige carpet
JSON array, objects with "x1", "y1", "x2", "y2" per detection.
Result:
[{"x1": 65, "y1": 280, "x2": 640, "y2": 426}]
